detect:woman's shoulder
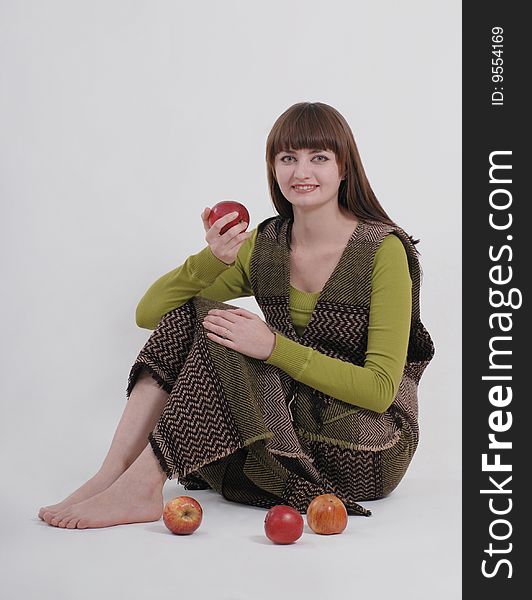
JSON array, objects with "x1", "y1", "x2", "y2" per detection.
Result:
[
  {"x1": 378, "y1": 232, "x2": 408, "y2": 255},
  {"x1": 256, "y1": 215, "x2": 281, "y2": 234},
  {"x1": 373, "y1": 232, "x2": 410, "y2": 277}
]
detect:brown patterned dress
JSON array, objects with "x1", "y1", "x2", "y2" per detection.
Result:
[{"x1": 126, "y1": 216, "x2": 435, "y2": 516}]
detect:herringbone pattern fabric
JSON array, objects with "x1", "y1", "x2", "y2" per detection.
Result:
[
  {"x1": 126, "y1": 300, "x2": 196, "y2": 396},
  {"x1": 249, "y1": 216, "x2": 434, "y2": 498},
  {"x1": 306, "y1": 441, "x2": 384, "y2": 500},
  {"x1": 128, "y1": 295, "x2": 371, "y2": 516},
  {"x1": 146, "y1": 323, "x2": 243, "y2": 481},
  {"x1": 250, "y1": 218, "x2": 434, "y2": 443},
  {"x1": 126, "y1": 215, "x2": 434, "y2": 518}
]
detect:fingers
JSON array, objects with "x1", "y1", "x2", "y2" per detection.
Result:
[
  {"x1": 215, "y1": 211, "x2": 244, "y2": 237},
  {"x1": 202, "y1": 208, "x2": 250, "y2": 265},
  {"x1": 204, "y1": 309, "x2": 239, "y2": 324},
  {"x1": 203, "y1": 313, "x2": 235, "y2": 344},
  {"x1": 202, "y1": 207, "x2": 236, "y2": 235},
  {"x1": 226, "y1": 308, "x2": 254, "y2": 319},
  {"x1": 228, "y1": 219, "x2": 249, "y2": 238},
  {"x1": 208, "y1": 220, "x2": 248, "y2": 248},
  {"x1": 224, "y1": 224, "x2": 251, "y2": 250},
  {"x1": 205, "y1": 330, "x2": 234, "y2": 348},
  {"x1": 201, "y1": 207, "x2": 211, "y2": 232},
  {"x1": 203, "y1": 320, "x2": 233, "y2": 338},
  {"x1": 202, "y1": 209, "x2": 249, "y2": 240}
]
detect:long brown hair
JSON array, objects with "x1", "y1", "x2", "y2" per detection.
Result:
[{"x1": 264, "y1": 102, "x2": 419, "y2": 248}]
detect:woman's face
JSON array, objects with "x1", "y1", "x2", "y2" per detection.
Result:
[{"x1": 274, "y1": 148, "x2": 344, "y2": 209}]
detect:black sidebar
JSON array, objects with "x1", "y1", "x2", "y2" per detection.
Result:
[{"x1": 463, "y1": 2, "x2": 529, "y2": 596}]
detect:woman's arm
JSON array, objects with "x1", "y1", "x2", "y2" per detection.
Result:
[
  {"x1": 135, "y1": 228, "x2": 257, "y2": 329},
  {"x1": 265, "y1": 234, "x2": 412, "y2": 413}
]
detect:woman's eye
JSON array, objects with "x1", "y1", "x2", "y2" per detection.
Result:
[{"x1": 280, "y1": 155, "x2": 328, "y2": 163}]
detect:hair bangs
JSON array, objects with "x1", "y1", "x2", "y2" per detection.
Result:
[{"x1": 267, "y1": 103, "x2": 348, "y2": 167}]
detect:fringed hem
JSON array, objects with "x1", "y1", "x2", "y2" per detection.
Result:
[
  {"x1": 148, "y1": 433, "x2": 243, "y2": 488},
  {"x1": 242, "y1": 433, "x2": 316, "y2": 463},
  {"x1": 345, "y1": 503, "x2": 372, "y2": 517},
  {"x1": 126, "y1": 362, "x2": 174, "y2": 399},
  {"x1": 269, "y1": 448, "x2": 315, "y2": 461},
  {"x1": 149, "y1": 429, "x2": 278, "y2": 483},
  {"x1": 178, "y1": 444, "x2": 242, "y2": 481},
  {"x1": 281, "y1": 472, "x2": 372, "y2": 517},
  {"x1": 296, "y1": 428, "x2": 402, "y2": 452}
]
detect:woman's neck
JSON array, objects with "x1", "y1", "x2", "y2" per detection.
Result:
[{"x1": 290, "y1": 207, "x2": 359, "y2": 252}]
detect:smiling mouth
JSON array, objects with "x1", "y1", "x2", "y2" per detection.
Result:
[{"x1": 292, "y1": 185, "x2": 319, "y2": 191}]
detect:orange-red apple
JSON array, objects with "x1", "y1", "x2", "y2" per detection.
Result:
[
  {"x1": 163, "y1": 496, "x2": 203, "y2": 535},
  {"x1": 306, "y1": 493, "x2": 348, "y2": 535}
]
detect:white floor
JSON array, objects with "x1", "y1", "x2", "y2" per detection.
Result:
[{"x1": 3, "y1": 472, "x2": 461, "y2": 600}]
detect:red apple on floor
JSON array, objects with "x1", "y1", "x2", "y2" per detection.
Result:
[
  {"x1": 208, "y1": 200, "x2": 250, "y2": 235},
  {"x1": 163, "y1": 496, "x2": 203, "y2": 535},
  {"x1": 306, "y1": 493, "x2": 348, "y2": 535},
  {"x1": 264, "y1": 504, "x2": 304, "y2": 544}
]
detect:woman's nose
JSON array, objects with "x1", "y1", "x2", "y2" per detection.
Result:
[{"x1": 293, "y1": 159, "x2": 312, "y2": 178}]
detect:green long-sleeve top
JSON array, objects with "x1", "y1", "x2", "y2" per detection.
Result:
[{"x1": 135, "y1": 226, "x2": 412, "y2": 414}]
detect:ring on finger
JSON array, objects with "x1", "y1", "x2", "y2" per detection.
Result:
[{"x1": 214, "y1": 324, "x2": 230, "y2": 338}]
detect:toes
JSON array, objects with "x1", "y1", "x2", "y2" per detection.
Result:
[
  {"x1": 42, "y1": 507, "x2": 60, "y2": 521},
  {"x1": 76, "y1": 518, "x2": 89, "y2": 529},
  {"x1": 54, "y1": 507, "x2": 75, "y2": 527},
  {"x1": 43, "y1": 507, "x2": 69, "y2": 525},
  {"x1": 50, "y1": 508, "x2": 71, "y2": 527},
  {"x1": 42, "y1": 511, "x2": 55, "y2": 524},
  {"x1": 39, "y1": 506, "x2": 55, "y2": 520},
  {"x1": 66, "y1": 518, "x2": 79, "y2": 529},
  {"x1": 50, "y1": 514, "x2": 62, "y2": 527}
]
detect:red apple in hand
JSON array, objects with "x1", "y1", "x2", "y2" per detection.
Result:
[
  {"x1": 306, "y1": 493, "x2": 348, "y2": 535},
  {"x1": 264, "y1": 505, "x2": 304, "y2": 544},
  {"x1": 163, "y1": 496, "x2": 203, "y2": 535},
  {"x1": 208, "y1": 200, "x2": 250, "y2": 235}
]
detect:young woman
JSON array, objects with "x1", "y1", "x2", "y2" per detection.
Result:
[{"x1": 38, "y1": 102, "x2": 434, "y2": 529}]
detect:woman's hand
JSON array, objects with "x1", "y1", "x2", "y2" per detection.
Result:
[
  {"x1": 202, "y1": 207, "x2": 251, "y2": 266},
  {"x1": 202, "y1": 307, "x2": 276, "y2": 360}
]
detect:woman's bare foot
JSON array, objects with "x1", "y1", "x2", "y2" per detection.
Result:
[
  {"x1": 38, "y1": 367, "x2": 170, "y2": 524},
  {"x1": 40, "y1": 445, "x2": 167, "y2": 529},
  {"x1": 38, "y1": 463, "x2": 127, "y2": 521}
]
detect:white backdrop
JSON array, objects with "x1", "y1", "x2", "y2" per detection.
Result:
[{"x1": 1, "y1": 1, "x2": 461, "y2": 598}]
